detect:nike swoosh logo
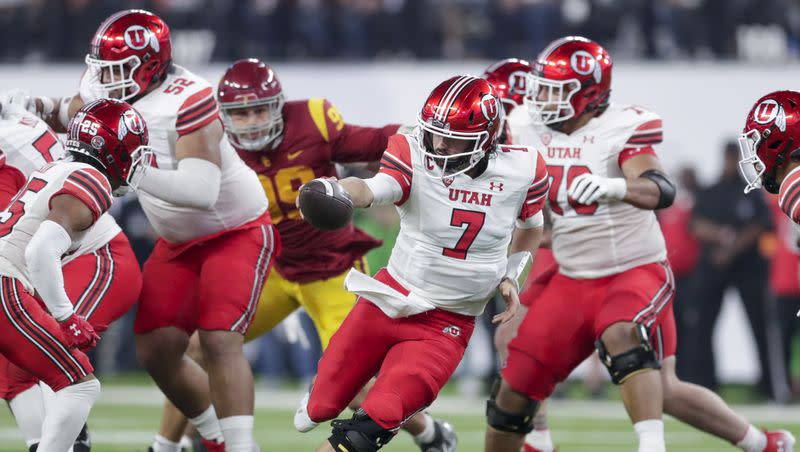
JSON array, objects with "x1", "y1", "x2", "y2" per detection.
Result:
[{"x1": 288, "y1": 150, "x2": 304, "y2": 160}]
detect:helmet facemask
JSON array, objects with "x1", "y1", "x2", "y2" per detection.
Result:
[
  {"x1": 220, "y1": 95, "x2": 285, "y2": 151},
  {"x1": 738, "y1": 129, "x2": 767, "y2": 193},
  {"x1": 85, "y1": 54, "x2": 142, "y2": 102},
  {"x1": 417, "y1": 116, "x2": 488, "y2": 180},
  {"x1": 524, "y1": 73, "x2": 580, "y2": 126}
]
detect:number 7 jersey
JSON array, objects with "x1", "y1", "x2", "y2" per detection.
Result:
[
  {"x1": 507, "y1": 103, "x2": 667, "y2": 278},
  {"x1": 378, "y1": 131, "x2": 548, "y2": 316}
]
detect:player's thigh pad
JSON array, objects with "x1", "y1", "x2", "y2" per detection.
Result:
[
  {"x1": 361, "y1": 308, "x2": 474, "y2": 429},
  {"x1": 134, "y1": 239, "x2": 201, "y2": 334},
  {"x1": 503, "y1": 271, "x2": 600, "y2": 400},
  {"x1": 595, "y1": 261, "x2": 675, "y2": 338},
  {"x1": 0, "y1": 278, "x2": 92, "y2": 392},
  {"x1": 197, "y1": 224, "x2": 277, "y2": 334},
  {"x1": 64, "y1": 233, "x2": 142, "y2": 327}
]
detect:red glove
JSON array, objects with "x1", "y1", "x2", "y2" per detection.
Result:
[{"x1": 58, "y1": 314, "x2": 105, "y2": 350}]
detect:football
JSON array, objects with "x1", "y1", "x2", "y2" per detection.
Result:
[{"x1": 298, "y1": 178, "x2": 354, "y2": 231}]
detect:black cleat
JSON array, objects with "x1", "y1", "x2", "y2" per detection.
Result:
[
  {"x1": 418, "y1": 419, "x2": 457, "y2": 452},
  {"x1": 73, "y1": 423, "x2": 91, "y2": 451}
]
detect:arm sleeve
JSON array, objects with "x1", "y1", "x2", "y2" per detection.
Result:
[
  {"x1": 25, "y1": 220, "x2": 73, "y2": 321},
  {"x1": 176, "y1": 87, "x2": 220, "y2": 137},
  {"x1": 377, "y1": 134, "x2": 413, "y2": 206},
  {"x1": 619, "y1": 118, "x2": 662, "y2": 167},
  {"x1": 364, "y1": 172, "x2": 403, "y2": 206},
  {"x1": 517, "y1": 151, "x2": 549, "y2": 228},
  {"x1": 136, "y1": 157, "x2": 221, "y2": 210},
  {"x1": 51, "y1": 168, "x2": 112, "y2": 221},
  {"x1": 779, "y1": 166, "x2": 800, "y2": 224}
]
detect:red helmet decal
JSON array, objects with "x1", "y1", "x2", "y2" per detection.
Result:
[
  {"x1": 753, "y1": 99, "x2": 786, "y2": 131},
  {"x1": 508, "y1": 71, "x2": 528, "y2": 96},
  {"x1": 123, "y1": 25, "x2": 159, "y2": 52},
  {"x1": 481, "y1": 94, "x2": 499, "y2": 121},
  {"x1": 570, "y1": 50, "x2": 596, "y2": 76}
]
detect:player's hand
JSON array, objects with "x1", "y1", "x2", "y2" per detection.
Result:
[
  {"x1": 493, "y1": 278, "x2": 520, "y2": 325},
  {"x1": 58, "y1": 314, "x2": 105, "y2": 350},
  {"x1": 568, "y1": 174, "x2": 627, "y2": 205},
  {"x1": 296, "y1": 176, "x2": 338, "y2": 214},
  {"x1": 0, "y1": 89, "x2": 35, "y2": 118}
]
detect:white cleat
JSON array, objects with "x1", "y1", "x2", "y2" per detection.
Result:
[{"x1": 294, "y1": 391, "x2": 319, "y2": 433}]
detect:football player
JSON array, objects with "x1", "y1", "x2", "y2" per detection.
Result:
[
  {"x1": 4, "y1": 10, "x2": 276, "y2": 452},
  {"x1": 0, "y1": 102, "x2": 142, "y2": 451},
  {"x1": 152, "y1": 58, "x2": 458, "y2": 452},
  {"x1": 293, "y1": 75, "x2": 548, "y2": 452},
  {"x1": 740, "y1": 90, "x2": 800, "y2": 226},
  {"x1": 0, "y1": 98, "x2": 142, "y2": 451},
  {"x1": 490, "y1": 37, "x2": 795, "y2": 452},
  {"x1": 482, "y1": 58, "x2": 558, "y2": 452}
]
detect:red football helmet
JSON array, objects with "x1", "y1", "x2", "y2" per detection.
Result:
[
  {"x1": 417, "y1": 75, "x2": 503, "y2": 179},
  {"x1": 217, "y1": 58, "x2": 285, "y2": 151},
  {"x1": 85, "y1": 9, "x2": 172, "y2": 102},
  {"x1": 739, "y1": 90, "x2": 800, "y2": 194},
  {"x1": 482, "y1": 58, "x2": 533, "y2": 114},
  {"x1": 524, "y1": 36, "x2": 612, "y2": 126},
  {"x1": 65, "y1": 98, "x2": 153, "y2": 195}
]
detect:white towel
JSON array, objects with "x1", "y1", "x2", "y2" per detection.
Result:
[{"x1": 344, "y1": 268, "x2": 437, "y2": 318}]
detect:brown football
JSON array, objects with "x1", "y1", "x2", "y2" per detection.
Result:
[{"x1": 298, "y1": 179, "x2": 354, "y2": 231}]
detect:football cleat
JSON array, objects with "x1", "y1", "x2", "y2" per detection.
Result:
[
  {"x1": 199, "y1": 438, "x2": 225, "y2": 452},
  {"x1": 764, "y1": 430, "x2": 795, "y2": 452},
  {"x1": 523, "y1": 444, "x2": 557, "y2": 452},
  {"x1": 418, "y1": 419, "x2": 457, "y2": 452},
  {"x1": 73, "y1": 423, "x2": 91, "y2": 451}
]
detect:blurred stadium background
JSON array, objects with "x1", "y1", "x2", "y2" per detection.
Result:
[{"x1": 1, "y1": 0, "x2": 800, "y2": 450}]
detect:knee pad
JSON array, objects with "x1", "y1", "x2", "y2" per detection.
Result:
[
  {"x1": 485, "y1": 377, "x2": 539, "y2": 434},
  {"x1": 596, "y1": 323, "x2": 661, "y2": 385},
  {"x1": 328, "y1": 409, "x2": 394, "y2": 452}
]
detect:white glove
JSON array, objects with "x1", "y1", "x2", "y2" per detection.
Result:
[
  {"x1": 0, "y1": 89, "x2": 35, "y2": 117},
  {"x1": 568, "y1": 173, "x2": 627, "y2": 205}
]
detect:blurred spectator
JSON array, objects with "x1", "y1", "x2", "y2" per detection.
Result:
[
  {"x1": 681, "y1": 142, "x2": 776, "y2": 398},
  {"x1": 657, "y1": 167, "x2": 700, "y2": 362},
  {"x1": 0, "y1": 0, "x2": 798, "y2": 62}
]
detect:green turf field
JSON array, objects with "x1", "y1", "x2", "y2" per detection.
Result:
[{"x1": 0, "y1": 382, "x2": 797, "y2": 451}]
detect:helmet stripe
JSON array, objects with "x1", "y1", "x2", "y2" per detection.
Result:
[
  {"x1": 435, "y1": 75, "x2": 470, "y2": 122},
  {"x1": 92, "y1": 9, "x2": 138, "y2": 47},
  {"x1": 436, "y1": 75, "x2": 478, "y2": 122},
  {"x1": 538, "y1": 36, "x2": 572, "y2": 62}
]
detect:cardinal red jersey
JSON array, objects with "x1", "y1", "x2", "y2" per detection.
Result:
[{"x1": 234, "y1": 98, "x2": 399, "y2": 283}]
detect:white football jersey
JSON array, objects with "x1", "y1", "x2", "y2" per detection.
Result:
[
  {"x1": 507, "y1": 103, "x2": 667, "y2": 278},
  {"x1": 377, "y1": 132, "x2": 548, "y2": 316},
  {"x1": 0, "y1": 162, "x2": 113, "y2": 291},
  {"x1": 80, "y1": 65, "x2": 267, "y2": 243},
  {"x1": 0, "y1": 110, "x2": 120, "y2": 262}
]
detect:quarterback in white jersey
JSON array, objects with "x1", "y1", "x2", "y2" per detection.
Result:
[
  {"x1": 0, "y1": 99, "x2": 145, "y2": 451},
  {"x1": 488, "y1": 38, "x2": 794, "y2": 452},
  {"x1": 294, "y1": 76, "x2": 546, "y2": 452},
  {"x1": 5, "y1": 10, "x2": 276, "y2": 451}
]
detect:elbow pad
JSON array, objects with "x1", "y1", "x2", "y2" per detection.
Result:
[{"x1": 639, "y1": 169, "x2": 675, "y2": 209}]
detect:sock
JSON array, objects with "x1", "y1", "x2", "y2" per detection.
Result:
[
  {"x1": 9, "y1": 385, "x2": 45, "y2": 447},
  {"x1": 219, "y1": 415, "x2": 254, "y2": 452},
  {"x1": 151, "y1": 434, "x2": 182, "y2": 452},
  {"x1": 189, "y1": 405, "x2": 223, "y2": 443},
  {"x1": 526, "y1": 428, "x2": 555, "y2": 452},
  {"x1": 736, "y1": 425, "x2": 768, "y2": 452},
  {"x1": 413, "y1": 413, "x2": 436, "y2": 445},
  {"x1": 634, "y1": 419, "x2": 665, "y2": 452},
  {"x1": 37, "y1": 379, "x2": 101, "y2": 452}
]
